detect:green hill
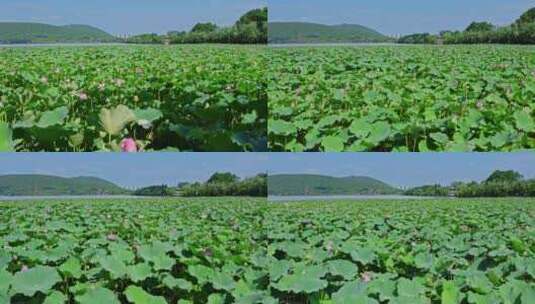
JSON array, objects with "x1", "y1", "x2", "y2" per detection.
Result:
[
  {"x1": 268, "y1": 174, "x2": 402, "y2": 196},
  {"x1": 0, "y1": 22, "x2": 117, "y2": 44},
  {"x1": 268, "y1": 22, "x2": 392, "y2": 44},
  {"x1": 0, "y1": 175, "x2": 129, "y2": 196}
]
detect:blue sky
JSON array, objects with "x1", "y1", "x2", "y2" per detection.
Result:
[
  {"x1": 268, "y1": 153, "x2": 535, "y2": 188},
  {"x1": 0, "y1": 153, "x2": 268, "y2": 189},
  {"x1": 269, "y1": 0, "x2": 533, "y2": 35},
  {"x1": 0, "y1": 0, "x2": 266, "y2": 35}
]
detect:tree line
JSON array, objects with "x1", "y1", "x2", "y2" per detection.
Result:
[
  {"x1": 126, "y1": 8, "x2": 267, "y2": 44},
  {"x1": 399, "y1": 7, "x2": 535, "y2": 44},
  {"x1": 404, "y1": 170, "x2": 535, "y2": 197},
  {"x1": 133, "y1": 172, "x2": 267, "y2": 197}
]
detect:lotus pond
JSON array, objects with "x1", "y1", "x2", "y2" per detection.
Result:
[
  {"x1": 1, "y1": 198, "x2": 533, "y2": 303},
  {"x1": 268, "y1": 45, "x2": 535, "y2": 152},
  {"x1": 0, "y1": 45, "x2": 267, "y2": 152},
  {"x1": 0, "y1": 198, "x2": 272, "y2": 304}
]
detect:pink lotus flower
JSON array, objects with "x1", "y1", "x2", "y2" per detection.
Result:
[
  {"x1": 120, "y1": 138, "x2": 137, "y2": 152},
  {"x1": 361, "y1": 272, "x2": 372, "y2": 283},
  {"x1": 78, "y1": 92, "x2": 88, "y2": 101},
  {"x1": 21, "y1": 265, "x2": 29, "y2": 273}
]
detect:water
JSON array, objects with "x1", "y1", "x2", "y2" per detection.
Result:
[
  {"x1": 0, "y1": 195, "x2": 152, "y2": 201},
  {"x1": 268, "y1": 195, "x2": 445, "y2": 202}
]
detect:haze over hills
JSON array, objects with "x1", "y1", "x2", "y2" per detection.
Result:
[
  {"x1": 0, "y1": 22, "x2": 117, "y2": 44},
  {"x1": 268, "y1": 22, "x2": 392, "y2": 44},
  {"x1": 0, "y1": 175, "x2": 128, "y2": 196},
  {"x1": 268, "y1": 174, "x2": 402, "y2": 196}
]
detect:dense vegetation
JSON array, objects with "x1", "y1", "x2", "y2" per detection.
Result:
[
  {"x1": 133, "y1": 185, "x2": 174, "y2": 197},
  {"x1": 179, "y1": 173, "x2": 267, "y2": 197},
  {"x1": 268, "y1": 45, "x2": 535, "y2": 152},
  {"x1": 127, "y1": 8, "x2": 267, "y2": 44},
  {"x1": 398, "y1": 33, "x2": 436, "y2": 44},
  {"x1": 457, "y1": 180, "x2": 535, "y2": 198},
  {"x1": 268, "y1": 22, "x2": 391, "y2": 44},
  {"x1": 0, "y1": 45, "x2": 266, "y2": 152},
  {"x1": 398, "y1": 7, "x2": 535, "y2": 44},
  {"x1": 0, "y1": 175, "x2": 127, "y2": 196},
  {"x1": 404, "y1": 184, "x2": 450, "y2": 197},
  {"x1": 263, "y1": 198, "x2": 535, "y2": 303},
  {"x1": 0, "y1": 198, "x2": 275, "y2": 304},
  {"x1": 404, "y1": 170, "x2": 535, "y2": 197},
  {"x1": 268, "y1": 174, "x2": 401, "y2": 196},
  {"x1": 2, "y1": 197, "x2": 532, "y2": 303},
  {"x1": 0, "y1": 23, "x2": 117, "y2": 44}
]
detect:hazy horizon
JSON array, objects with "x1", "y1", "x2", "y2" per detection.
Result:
[
  {"x1": 1, "y1": 153, "x2": 533, "y2": 189},
  {"x1": 269, "y1": 0, "x2": 533, "y2": 36},
  {"x1": 0, "y1": 0, "x2": 267, "y2": 36},
  {"x1": 268, "y1": 153, "x2": 535, "y2": 188},
  {"x1": 0, "y1": 153, "x2": 268, "y2": 188}
]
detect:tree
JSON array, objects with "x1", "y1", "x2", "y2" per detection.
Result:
[
  {"x1": 485, "y1": 170, "x2": 524, "y2": 183},
  {"x1": 191, "y1": 22, "x2": 218, "y2": 33},
  {"x1": 515, "y1": 7, "x2": 535, "y2": 26},
  {"x1": 465, "y1": 21, "x2": 494, "y2": 32},
  {"x1": 236, "y1": 7, "x2": 267, "y2": 29},
  {"x1": 207, "y1": 172, "x2": 239, "y2": 184},
  {"x1": 398, "y1": 33, "x2": 436, "y2": 44}
]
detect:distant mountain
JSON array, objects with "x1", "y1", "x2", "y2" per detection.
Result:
[
  {"x1": 268, "y1": 174, "x2": 402, "y2": 196},
  {"x1": 268, "y1": 22, "x2": 392, "y2": 44},
  {"x1": 0, "y1": 175, "x2": 128, "y2": 196},
  {"x1": 0, "y1": 22, "x2": 117, "y2": 44}
]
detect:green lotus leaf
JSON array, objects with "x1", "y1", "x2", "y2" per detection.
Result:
[
  {"x1": 327, "y1": 260, "x2": 359, "y2": 280},
  {"x1": 441, "y1": 281, "x2": 462, "y2": 304},
  {"x1": 349, "y1": 247, "x2": 377, "y2": 265},
  {"x1": 268, "y1": 259, "x2": 290, "y2": 281},
  {"x1": 37, "y1": 106, "x2": 69, "y2": 128},
  {"x1": 467, "y1": 292, "x2": 500, "y2": 304},
  {"x1": 321, "y1": 136, "x2": 345, "y2": 152},
  {"x1": 99, "y1": 255, "x2": 128, "y2": 279},
  {"x1": 332, "y1": 281, "x2": 377, "y2": 304},
  {"x1": 162, "y1": 275, "x2": 193, "y2": 291},
  {"x1": 44, "y1": 291, "x2": 68, "y2": 304},
  {"x1": 514, "y1": 110, "x2": 534, "y2": 132},
  {"x1": 211, "y1": 271, "x2": 236, "y2": 291},
  {"x1": 11, "y1": 266, "x2": 61, "y2": 297},
  {"x1": 0, "y1": 269, "x2": 12, "y2": 295},
  {"x1": 133, "y1": 108, "x2": 163, "y2": 124},
  {"x1": 59, "y1": 257, "x2": 82, "y2": 279},
  {"x1": 272, "y1": 273, "x2": 328, "y2": 294},
  {"x1": 128, "y1": 263, "x2": 153, "y2": 283},
  {"x1": 75, "y1": 286, "x2": 120, "y2": 304},
  {"x1": 124, "y1": 286, "x2": 167, "y2": 304},
  {"x1": 397, "y1": 278, "x2": 425, "y2": 297},
  {"x1": 0, "y1": 123, "x2": 14, "y2": 152},
  {"x1": 189, "y1": 264, "x2": 215, "y2": 285},
  {"x1": 0, "y1": 252, "x2": 10, "y2": 270},
  {"x1": 207, "y1": 293, "x2": 226, "y2": 304},
  {"x1": 269, "y1": 119, "x2": 297, "y2": 135},
  {"x1": 367, "y1": 121, "x2": 391, "y2": 144},
  {"x1": 349, "y1": 119, "x2": 371, "y2": 138}
]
